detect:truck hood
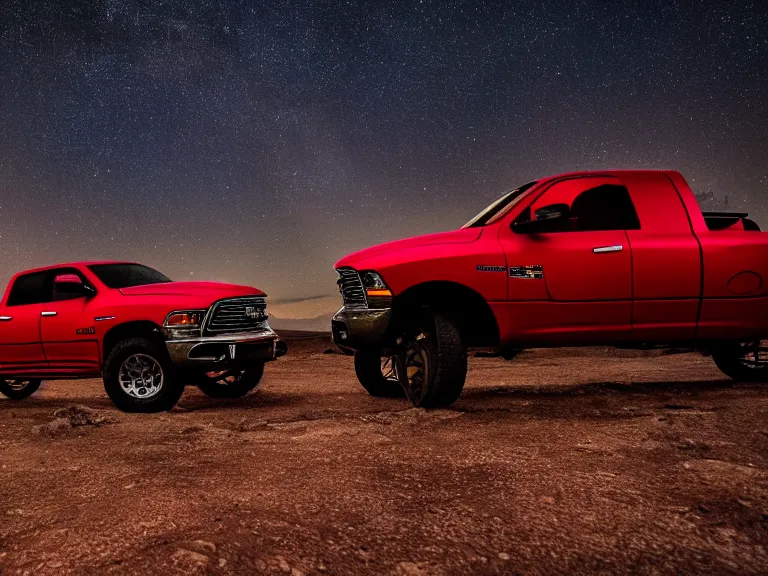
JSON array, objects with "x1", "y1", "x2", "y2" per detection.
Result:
[
  {"x1": 335, "y1": 228, "x2": 482, "y2": 269},
  {"x1": 119, "y1": 281, "x2": 265, "y2": 299}
]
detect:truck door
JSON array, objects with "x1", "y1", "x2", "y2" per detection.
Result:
[
  {"x1": 39, "y1": 270, "x2": 101, "y2": 374},
  {"x1": 621, "y1": 172, "x2": 702, "y2": 340},
  {"x1": 498, "y1": 176, "x2": 637, "y2": 343},
  {"x1": 0, "y1": 272, "x2": 48, "y2": 373}
]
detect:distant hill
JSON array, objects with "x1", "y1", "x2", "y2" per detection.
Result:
[
  {"x1": 269, "y1": 314, "x2": 332, "y2": 333},
  {"x1": 267, "y1": 295, "x2": 338, "y2": 333}
]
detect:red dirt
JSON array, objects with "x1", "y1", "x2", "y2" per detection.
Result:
[{"x1": 1, "y1": 340, "x2": 767, "y2": 575}]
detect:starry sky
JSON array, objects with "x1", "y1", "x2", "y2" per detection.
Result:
[{"x1": 0, "y1": 0, "x2": 766, "y2": 303}]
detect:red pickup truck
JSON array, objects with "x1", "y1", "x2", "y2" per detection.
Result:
[
  {"x1": 332, "y1": 170, "x2": 767, "y2": 407},
  {"x1": 0, "y1": 262, "x2": 287, "y2": 412}
]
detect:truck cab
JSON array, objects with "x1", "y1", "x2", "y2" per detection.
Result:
[
  {"x1": 0, "y1": 262, "x2": 287, "y2": 412},
  {"x1": 332, "y1": 171, "x2": 768, "y2": 407}
]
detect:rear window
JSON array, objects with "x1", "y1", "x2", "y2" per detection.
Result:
[
  {"x1": 7, "y1": 272, "x2": 52, "y2": 306},
  {"x1": 88, "y1": 264, "x2": 172, "y2": 289}
]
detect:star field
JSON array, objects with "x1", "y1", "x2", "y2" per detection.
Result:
[{"x1": 0, "y1": 0, "x2": 766, "y2": 300}]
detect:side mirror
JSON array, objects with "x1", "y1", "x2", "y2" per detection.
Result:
[
  {"x1": 54, "y1": 274, "x2": 96, "y2": 300},
  {"x1": 512, "y1": 203, "x2": 571, "y2": 234}
]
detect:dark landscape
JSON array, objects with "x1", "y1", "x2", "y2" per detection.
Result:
[{"x1": 1, "y1": 334, "x2": 766, "y2": 575}]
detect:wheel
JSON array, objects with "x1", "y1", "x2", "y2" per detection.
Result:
[
  {"x1": 0, "y1": 378, "x2": 41, "y2": 400},
  {"x1": 712, "y1": 340, "x2": 768, "y2": 383},
  {"x1": 103, "y1": 337, "x2": 184, "y2": 413},
  {"x1": 501, "y1": 348, "x2": 524, "y2": 361},
  {"x1": 354, "y1": 350, "x2": 406, "y2": 398},
  {"x1": 389, "y1": 311, "x2": 467, "y2": 408},
  {"x1": 195, "y1": 364, "x2": 264, "y2": 398}
]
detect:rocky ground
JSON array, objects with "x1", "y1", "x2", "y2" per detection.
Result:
[{"x1": 0, "y1": 338, "x2": 767, "y2": 575}]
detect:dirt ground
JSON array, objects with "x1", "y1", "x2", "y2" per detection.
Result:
[{"x1": 1, "y1": 337, "x2": 767, "y2": 575}]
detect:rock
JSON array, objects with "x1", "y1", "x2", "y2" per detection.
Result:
[
  {"x1": 395, "y1": 562, "x2": 440, "y2": 576},
  {"x1": 498, "y1": 552, "x2": 511, "y2": 561},
  {"x1": 186, "y1": 540, "x2": 217, "y2": 554},
  {"x1": 52, "y1": 405, "x2": 111, "y2": 427},
  {"x1": 172, "y1": 548, "x2": 210, "y2": 567},
  {"x1": 277, "y1": 556, "x2": 292, "y2": 573},
  {"x1": 34, "y1": 418, "x2": 72, "y2": 437},
  {"x1": 35, "y1": 405, "x2": 113, "y2": 436}
]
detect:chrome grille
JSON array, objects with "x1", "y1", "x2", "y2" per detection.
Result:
[
  {"x1": 205, "y1": 296, "x2": 269, "y2": 334},
  {"x1": 337, "y1": 268, "x2": 367, "y2": 309}
]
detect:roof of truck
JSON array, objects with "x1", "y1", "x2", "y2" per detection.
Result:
[
  {"x1": 13, "y1": 261, "x2": 140, "y2": 276},
  {"x1": 537, "y1": 169, "x2": 680, "y2": 182}
]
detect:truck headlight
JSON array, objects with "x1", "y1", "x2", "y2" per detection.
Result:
[
  {"x1": 163, "y1": 310, "x2": 206, "y2": 338},
  {"x1": 360, "y1": 271, "x2": 392, "y2": 307},
  {"x1": 165, "y1": 311, "x2": 204, "y2": 327},
  {"x1": 360, "y1": 271, "x2": 391, "y2": 296}
]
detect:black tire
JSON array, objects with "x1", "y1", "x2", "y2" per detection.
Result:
[
  {"x1": 354, "y1": 350, "x2": 406, "y2": 398},
  {"x1": 712, "y1": 340, "x2": 768, "y2": 383},
  {"x1": 196, "y1": 364, "x2": 264, "y2": 398},
  {"x1": 501, "y1": 348, "x2": 524, "y2": 361},
  {"x1": 103, "y1": 337, "x2": 183, "y2": 413},
  {"x1": 0, "y1": 379, "x2": 41, "y2": 400},
  {"x1": 396, "y1": 311, "x2": 467, "y2": 408}
]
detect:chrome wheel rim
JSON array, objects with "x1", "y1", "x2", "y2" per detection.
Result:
[
  {"x1": 7, "y1": 379, "x2": 32, "y2": 391},
  {"x1": 737, "y1": 340, "x2": 768, "y2": 370},
  {"x1": 391, "y1": 331, "x2": 431, "y2": 405},
  {"x1": 380, "y1": 357, "x2": 398, "y2": 382},
  {"x1": 118, "y1": 354, "x2": 164, "y2": 399}
]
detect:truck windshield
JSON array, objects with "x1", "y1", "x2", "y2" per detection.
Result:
[
  {"x1": 463, "y1": 181, "x2": 538, "y2": 228},
  {"x1": 88, "y1": 264, "x2": 172, "y2": 289}
]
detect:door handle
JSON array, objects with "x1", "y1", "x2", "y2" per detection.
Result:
[
  {"x1": 0, "y1": 316, "x2": 12, "y2": 321},
  {"x1": 41, "y1": 311, "x2": 58, "y2": 317},
  {"x1": 593, "y1": 245, "x2": 623, "y2": 254}
]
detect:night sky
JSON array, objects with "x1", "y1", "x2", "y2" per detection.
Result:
[{"x1": 1, "y1": 1, "x2": 766, "y2": 303}]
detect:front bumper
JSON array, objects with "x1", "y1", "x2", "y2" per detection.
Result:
[
  {"x1": 331, "y1": 307, "x2": 392, "y2": 351},
  {"x1": 166, "y1": 328, "x2": 287, "y2": 371}
]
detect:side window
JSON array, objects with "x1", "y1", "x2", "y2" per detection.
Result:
[
  {"x1": 570, "y1": 185, "x2": 640, "y2": 231},
  {"x1": 53, "y1": 272, "x2": 91, "y2": 301},
  {"x1": 7, "y1": 272, "x2": 53, "y2": 306},
  {"x1": 529, "y1": 178, "x2": 640, "y2": 233}
]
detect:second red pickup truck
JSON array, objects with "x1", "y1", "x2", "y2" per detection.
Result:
[
  {"x1": 0, "y1": 262, "x2": 287, "y2": 412},
  {"x1": 332, "y1": 170, "x2": 768, "y2": 407}
]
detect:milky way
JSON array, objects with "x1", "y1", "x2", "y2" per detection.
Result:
[{"x1": 0, "y1": 1, "x2": 766, "y2": 300}]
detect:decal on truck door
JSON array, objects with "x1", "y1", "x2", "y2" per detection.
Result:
[{"x1": 509, "y1": 265, "x2": 544, "y2": 279}]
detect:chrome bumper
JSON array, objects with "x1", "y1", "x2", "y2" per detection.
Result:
[
  {"x1": 331, "y1": 307, "x2": 392, "y2": 351},
  {"x1": 166, "y1": 328, "x2": 287, "y2": 370}
]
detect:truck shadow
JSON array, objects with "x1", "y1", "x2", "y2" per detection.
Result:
[
  {"x1": 0, "y1": 389, "x2": 305, "y2": 415},
  {"x1": 455, "y1": 378, "x2": 765, "y2": 419},
  {"x1": 463, "y1": 378, "x2": 739, "y2": 399},
  {"x1": 176, "y1": 389, "x2": 305, "y2": 413}
]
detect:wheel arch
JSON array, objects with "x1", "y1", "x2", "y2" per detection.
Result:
[
  {"x1": 102, "y1": 321, "x2": 165, "y2": 365},
  {"x1": 392, "y1": 281, "x2": 500, "y2": 348}
]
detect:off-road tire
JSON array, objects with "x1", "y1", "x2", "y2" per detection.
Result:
[
  {"x1": 413, "y1": 312, "x2": 468, "y2": 408},
  {"x1": 0, "y1": 379, "x2": 42, "y2": 400},
  {"x1": 103, "y1": 337, "x2": 183, "y2": 413},
  {"x1": 712, "y1": 342, "x2": 768, "y2": 383},
  {"x1": 196, "y1": 364, "x2": 264, "y2": 398},
  {"x1": 354, "y1": 350, "x2": 406, "y2": 398}
]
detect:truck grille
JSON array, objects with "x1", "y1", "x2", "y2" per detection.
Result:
[
  {"x1": 336, "y1": 268, "x2": 367, "y2": 309},
  {"x1": 205, "y1": 296, "x2": 269, "y2": 334}
]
